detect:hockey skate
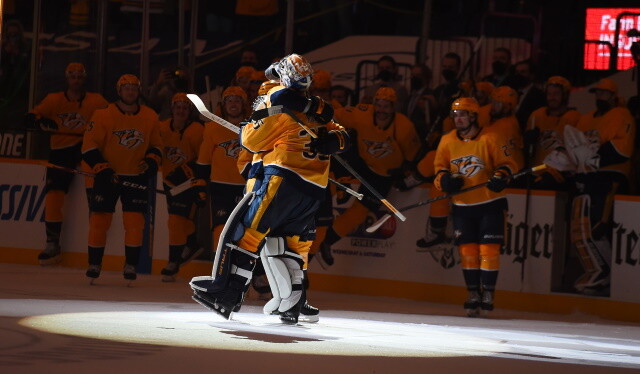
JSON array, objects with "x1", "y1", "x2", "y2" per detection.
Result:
[
  {"x1": 574, "y1": 266, "x2": 610, "y2": 295},
  {"x1": 38, "y1": 243, "x2": 61, "y2": 266},
  {"x1": 480, "y1": 290, "x2": 494, "y2": 317},
  {"x1": 299, "y1": 301, "x2": 320, "y2": 323},
  {"x1": 86, "y1": 264, "x2": 101, "y2": 285},
  {"x1": 123, "y1": 264, "x2": 137, "y2": 286},
  {"x1": 316, "y1": 242, "x2": 334, "y2": 269},
  {"x1": 464, "y1": 290, "x2": 481, "y2": 317},
  {"x1": 160, "y1": 262, "x2": 179, "y2": 282},
  {"x1": 190, "y1": 276, "x2": 245, "y2": 320},
  {"x1": 180, "y1": 246, "x2": 204, "y2": 265}
]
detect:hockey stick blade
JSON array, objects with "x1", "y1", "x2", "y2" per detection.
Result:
[
  {"x1": 168, "y1": 178, "x2": 194, "y2": 196},
  {"x1": 187, "y1": 94, "x2": 240, "y2": 134},
  {"x1": 366, "y1": 213, "x2": 392, "y2": 233}
]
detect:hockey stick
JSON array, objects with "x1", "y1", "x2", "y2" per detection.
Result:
[
  {"x1": 186, "y1": 94, "x2": 364, "y2": 200},
  {"x1": 280, "y1": 107, "x2": 406, "y2": 221},
  {"x1": 365, "y1": 164, "x2": 548, "y2": 233},
  {"x1": 521, "y1": 117, "x2": 536, "y2": 289},
  {"x1": 41, "y1": 161, "x2": 191, "y2": 196}
]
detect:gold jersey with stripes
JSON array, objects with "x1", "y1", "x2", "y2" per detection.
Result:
[
  {"x1": 31, "y1": 92, "x2": 109, "y2": 150},
  {"x1": 82, "y1": 103, "x2": 162, "y2": 175},
  {"x1": 435, "y1": 127, "x2": 519, "y2": 206},
  {"x1": 158, "y1": 119, "x2": 203, "y2": 177},
  {"x1": 334, "y1": 104, "x2": 420, "y2": 176}
]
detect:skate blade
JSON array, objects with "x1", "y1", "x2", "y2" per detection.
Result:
[
  {"x1": 192, "y1": 293, "x2": 233, "y2": 320},
  {"x1": 161, "y1": 275, "x2": 177, "y2": 283},
  {"x1": 465, "y1": 308, "x2": 480, "y2": 318},
  {"x1": 299, "y1": 314, "x2": 319, "y2": 323},
  {"x1": 39, "y1": 256, "x2": 62, "y2": 266}
]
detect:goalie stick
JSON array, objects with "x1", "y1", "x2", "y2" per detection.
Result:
[
  {"x1": 365, "y1": 164, "x2": 548, "y2": 233},
  {"x1": 41, "y1": 161, "x2": 192, "y2": 196},
  {"x1": 186, "y1": 94, "x2": 364, "y2": 201}
]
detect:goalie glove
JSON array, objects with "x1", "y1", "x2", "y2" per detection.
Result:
[
  {"x1": 563, "y1": 125, "x2": 600, "y2": 174},
  {"x1": 487, "y1": 169, "x2": 510, "y2": 193},
  {"x1": 434, "y1": 171, "x2": 463, "y2": 193},
  {"x1": 306, "y1": 96, "x2": 334, "y2": 124},
  {"x1": 309, "y1": 129, "x2": 348, "y2": 155}
]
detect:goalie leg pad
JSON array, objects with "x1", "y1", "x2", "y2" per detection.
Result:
[{"x1": 261, "y1": 237, "x2": 293, "y2": 315}]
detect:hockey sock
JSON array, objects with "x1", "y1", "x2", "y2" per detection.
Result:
[
  {"x1": 123, "y1": 211, "x2": 145, "y2": 247},
  {"x1": 169, "y1": 245, "x2": 183, "y2": 263},
  {"x1": 481, "y1": 270, "x2": 499, "y2": 292},
  {"x1": 462, "y1": 269, "x2": 481, "y2": 291},
  {"x1": 88, "y1": 246, "x2": 105, "y2": 265},
  {"x1": 45, "y1": 221, "x2": 62, "y2": 246},
  {"x1": 44, "y1": 190, "x2": 65, "y2": 222},
  {"x1": 429, "y1": 216, "x2": 447, "y2": 233},
  {"x1": 125, "y1": 245, "x2": 141, "y2": 266}
]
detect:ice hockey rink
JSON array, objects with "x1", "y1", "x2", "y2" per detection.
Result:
[{"x1": 1, "y1": 263, "x2": 639, "y2": 374}]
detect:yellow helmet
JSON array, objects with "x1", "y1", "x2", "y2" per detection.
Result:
[
  {"x1": 546, "y1": 76, "x2": 571, "y2": 93},
  {"x1": 65, "y1": 62, "x2": 86, "y2": 77},
  {"x1": 374, "y1": 87, "x2": 397, "y2": 103},
  {"x1": 116, "y1": 74, "x2": 140, "y2": 90},
  {"x1": 258, "y1": 80, "x2": 280, "y2": 96},
  {"x1": 451, "y1": 97, "x2": 480, "y2": 115},
  {"x1": 171, "y1": 92, "x2": 190, "y2": 105},
  {"x1": 222, "y1": 86, "x2": 248, "y2": 101},
  {"x1": 312, "y1": 69, "x2": 332, "y2": 90},
  {"x1": 491, "y1": 86, "x2": 518, "y2": 108},
  {"x1": 588, "y1": 78, "x2": 618, "y2": 95},
  {"x1": 475, "y1": 81, "x2": 495, "y2": 95}
]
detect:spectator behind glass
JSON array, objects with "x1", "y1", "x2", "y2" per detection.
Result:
[
  {"x1": 147, "y1": 66, "x2": 189, "y2": 120},
  {"x1": 483, "y1": 47, "x2": 514, "y2": 87},
  {"x1": 362, "y1": 55, "x2": 409, "y2": 114},
  {"x1": 330, "y1": 85, "x2": 353, "y2": 108},
  {"x1": 0, "y1": 19, "x2": 30, "y2": 129}
]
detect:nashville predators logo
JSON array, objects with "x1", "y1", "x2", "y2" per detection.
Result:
[
  {"x1": 219, "y1": 139, "x2": 242, "y2": 158},
  {"x1": 362, "y1": 138, "x2": 393, "y2": 158},
  {"x1": 113, "y1": 129, "x2": 144, "y2": 149},
  {"x1": 165, "y1": 146, "x2": 187, "y2": 165},
  {"x1": 451, "y1": 155, "x2": 485, "y2": 177},
  {"x1": 58, "y1": 112, "x2": 86, "y2": 129}
]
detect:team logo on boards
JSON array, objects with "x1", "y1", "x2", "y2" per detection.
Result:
[
  {"x1": 451, "y1": 155, "x2": 484, "y2": 177},
  {"x1": 362, "y1": 137, "x2": 393, "y2": 158},
  {"x1": 219, "y1": 139, "x2": 241, "y2": 158},
  {"x1": 113, "y1": 129, "x2": 144, "y2": 149},
  {"x1": 165, "y1": 146, "x2": 187, "y2": 165},
  {"x1": 58, "y1": 112, "x2": 86, "y2": 130}
]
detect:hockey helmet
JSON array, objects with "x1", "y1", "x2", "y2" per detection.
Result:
[
  {"x1": 116, "y1": 74, "x2": 141, "y2": 91},
  {"x1": 235, "y1": 66, "x2": 256, "y2": 81},
  {"x1": 223, "y1": 86, "x2": 248, "y2": 101},
  {"x1": 312, "y1": 69, "x2": 332, "y2": 90},
  {"x1": 546, "y1": 76, "x2": 571, "y2": 93},
  {"x1": 490, "y1": 86, "x2": 518, "y2": 108},
  {"x1": 475, "y1": 81, "x2": 495, "y2": 95},
  {"x1": 374, "y1": 87, "x2": 397, "y2": 103},
  {"x1": 65, "y1": 62, "x2": 86, "y2": 77},
  {"x1": 277, "y1": 54, "x2": 314, "y2": 90},
  {"x1": 588, "y1": 78, "x2": 618, "y2": 95},
  {"x1": 258, "y1": 80, "x2": 280, "y2": 96},
  {"x1": 171, "y1": 92, "x2": 190, "y2": 105},
  {"x1": 451, "y1": 97, "x2": 480, "y2": 115}
]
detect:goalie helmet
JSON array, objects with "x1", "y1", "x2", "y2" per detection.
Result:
[
  {"x1": 491, "y1": 85, "x2": 518, "y2": 109},
  {"x1": 65, "y1": 62, "x2": 86, "y2": 77},
  {"x1": 116, "y1": 74, "x2": 141, "y2": 91},
  {"x1": 277, "y1": 54, "x2": 314, "y2": 90},
  {"x1": 546, "y1": 76, "x2": 571, "y2": 93},
  {"x1": 450, "y1": 97, "x2": 480, "y2": 115}
]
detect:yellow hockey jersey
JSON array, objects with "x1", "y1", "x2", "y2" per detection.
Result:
[
  {"x1": 31, "y1": 92, "x2": 108, "y2": 150},
  {"x1": 334, "y1": 104, "x2": 420, "y2": 176},
  {"x1": 484, "y1": 114, "x2": 524, "y2": 170},
  {"x1": 435, "y1": 127, "x2": 519, "y2": 206},
  {"x1": 527, "y1": 107, "x2": 581, "y2": 166},
  {"x1": 82, "y1": 103, "x2": 162, "y2": 175},
  {"x1": 577, "y1": 107, "x2": 636, "y2": 176},
  {"x1": 158, "y1": 119, "x2": 203, "y2": 177},
  {"x1": 198, "y1": 121, "x2": 246, "y2": 185}
]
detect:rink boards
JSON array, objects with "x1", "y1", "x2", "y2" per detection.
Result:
[{"x1": 1, "y1": 159, "x2": 639, "y2": 321}]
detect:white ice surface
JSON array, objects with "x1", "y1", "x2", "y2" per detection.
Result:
[{"x1": 1, "y1": 263, "x2": 640, "y2": 374}]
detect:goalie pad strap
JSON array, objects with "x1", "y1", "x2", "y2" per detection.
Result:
[
  {"x1": 231, "y1": 265, "x2": 253, "y2": 280},
  {"x1": 249, "y1": 106, "x2": 285, "y2": 122}
]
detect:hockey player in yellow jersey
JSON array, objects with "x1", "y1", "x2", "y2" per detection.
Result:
[
  {"x1": 486, "y1": 85, "x2": 524, "y2": 170},
  {"x1": 317, "y1": 86, "x2": 421, "y2": 267},
  {"x1": 82, "y1": 74, "x2": 163, "y2": 282},
  {"x1": 524, "y1": 76, "x2": 581, "y2": 189},
  {"x1": 190, "y1": 54, "x2": 348, "y2": 324},
  {"x1": 565, "y1": 78, "x2": 635, "y2": 295},
  {"x1": 158, "y1": 93, "x2": 204, "y2": 282},
  {"x1": 25, "y1": 63, "x2": 108, "y2": 265},
  {"x1": 434, "y1": 97, "x2": 519, "y2": 317}
]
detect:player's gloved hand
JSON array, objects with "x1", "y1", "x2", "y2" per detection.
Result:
[
  {"x1": 36, "y1": 117, "x2": 58, "y2": 131},
  {"x1": 487, "y1": 170, "x2": 510, "y2": 192},
  {"x1": 310, "y1": 130, "x2": 347, "y2": 155},
  {"x1": 191, "y1": 179, "x2": 207, "y2": 207},
  {"x1": 435, "y1": 171, "x2": 463, "y2": 193},
  {"x1": 523, "y1": 127, "x2": 540, "y2": 148},
  {"x1": 94, "y1": 164, "x2": 118, "y2": 188},
  {"x1": 138, "y1": 157, "x2": 159, "y2": 178},
  {"x1": 307, "y1": 96, "x2": 334, "y2": 124}
]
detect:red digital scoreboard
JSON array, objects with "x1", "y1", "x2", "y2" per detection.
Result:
[{"x1": 584, "y1": 8, "x2": 640, "y2": 70}]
